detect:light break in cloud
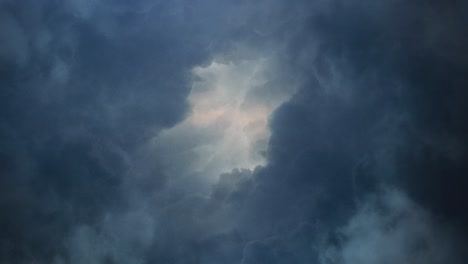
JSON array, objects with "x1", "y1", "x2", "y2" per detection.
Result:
[{"x1": 154, "y1": 57, "x2": 295, "y2": 182}]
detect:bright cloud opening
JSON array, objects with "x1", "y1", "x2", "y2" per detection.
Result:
[{"x1": 153, "y1": 58, "x2": 294, "y2": 182}]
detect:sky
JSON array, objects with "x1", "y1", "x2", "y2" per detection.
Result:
[{"x1": 0, "y1": 0, "x2": 468, "y2": 263}]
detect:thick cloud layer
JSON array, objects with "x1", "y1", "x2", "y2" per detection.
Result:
[
  {"x1": 319, "y1": 189, "x2": 464, "y2": 264},
  {"x1": 1, "y1": 0, "x2": 468, "y2": 263}
]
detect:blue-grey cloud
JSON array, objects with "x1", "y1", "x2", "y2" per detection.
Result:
[{"x1": 1, "y1": 0, "x2": 468, "y2": 263}]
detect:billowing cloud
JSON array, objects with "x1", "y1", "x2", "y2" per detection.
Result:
[
  {"x1": 154, "y1": 57, "x2": 296, "y2": 184},
  {"x1": 320, "y1": 189, "x2": 465, "y2": 264},
  {"x1": 1, "y1": 0, "x2": 468, "y2": 263}
]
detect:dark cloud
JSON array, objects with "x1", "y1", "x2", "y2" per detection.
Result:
[
  {"x1": 1, "y1": 0, "x2": 468, "y2": 263},
  {"x1": 320, "y1": 189, "x2": 466, "y2": 264}
]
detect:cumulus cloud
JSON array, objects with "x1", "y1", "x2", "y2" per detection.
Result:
[
  {"x1": 154, "y1": 56, "x2": 296, "y2": 184},
  {"x1": 1, "y1": 0, "x2": 468, "y2": 263},
  {"x1": 320, "y1": 189, "x2": 466, "y2": 264}
]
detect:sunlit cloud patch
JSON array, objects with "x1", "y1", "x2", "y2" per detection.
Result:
[{"x1": 154, "y1": 57, "x2": 295, "y2": 182}]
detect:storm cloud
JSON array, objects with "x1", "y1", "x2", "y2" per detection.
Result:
[{"x1": 1, "y1": 0, "x2": 468, "y2": 263}]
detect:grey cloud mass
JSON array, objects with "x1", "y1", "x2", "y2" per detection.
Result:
[
  {"x1": 1, "y1": 0, "x2": 468, "y2": 263},
  {"x1": 320, "y1": 189, "x2": 465, "y2": 264}
]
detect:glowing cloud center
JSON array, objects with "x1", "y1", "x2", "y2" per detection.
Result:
[{"x1": 154, "y1": 58, "x2": 292, "y2": 181}]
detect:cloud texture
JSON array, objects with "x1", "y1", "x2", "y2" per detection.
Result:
[{"x1": 1, "y1": 0, "x2": 468, "y2": 263}]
